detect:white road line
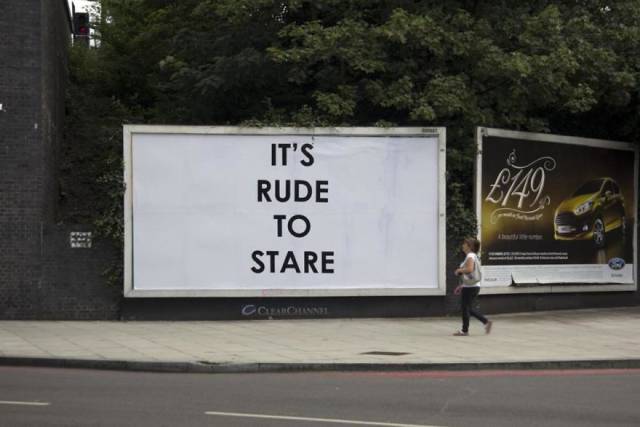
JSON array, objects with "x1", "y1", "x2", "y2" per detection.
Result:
[
  {"x1": 204, "y1": 411, "x2": 445, "y2": 427},
  {"x1": 0, "y1": 400, "x2": 50, "y2": 406}
]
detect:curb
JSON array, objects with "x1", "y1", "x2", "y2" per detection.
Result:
[{"x1": 2, "y1": 356, "x2": 640, "y2": 374}]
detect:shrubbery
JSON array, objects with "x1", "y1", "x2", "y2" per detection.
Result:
[{"x1": 63, "y1": 1, "x2": 640, "y2": 287}]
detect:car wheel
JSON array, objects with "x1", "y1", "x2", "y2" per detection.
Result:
[{"x1": 593, "y1": 217, "x2": 606, "y2": 248}]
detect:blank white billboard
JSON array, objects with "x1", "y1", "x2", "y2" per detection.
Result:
[{"x1": 124, "y1": 126, "x2": 446, "y2": 297}]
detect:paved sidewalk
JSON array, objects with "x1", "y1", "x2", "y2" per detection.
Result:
[{"x1": 0, "y1": 307, "x2": 639, "y2": 372}]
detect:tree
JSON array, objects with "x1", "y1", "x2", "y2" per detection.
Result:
[{"x1": 65, "y1": 0, "x2": 640, "y2": 260}]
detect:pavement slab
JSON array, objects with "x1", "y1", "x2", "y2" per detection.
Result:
[{"x1": 0, "y1": 307, "x2": 639, "y2": 372}]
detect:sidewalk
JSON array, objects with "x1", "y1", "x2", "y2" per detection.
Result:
[{"x1": 1, "y1": 307, "x2": 639, "y2": 373}]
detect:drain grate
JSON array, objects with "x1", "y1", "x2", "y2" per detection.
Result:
[{"x1": 360, "y1": 351, "x2": 410, "y2": 356}]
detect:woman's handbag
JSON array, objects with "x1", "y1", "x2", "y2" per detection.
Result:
[{"x1": 461, "y1": 258, "x2": 482, "y2": 286}]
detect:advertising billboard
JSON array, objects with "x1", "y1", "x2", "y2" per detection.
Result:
[
  {"x1": 124, "y1": 126, "x2": 446, "y2": 297},
  {"x1": 476, "y1": 128, "x2": 638, "y2": 293}
]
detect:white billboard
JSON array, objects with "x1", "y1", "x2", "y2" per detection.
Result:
[{"x1": 124, "y1": 126, "x2": 446, "y2": 297}]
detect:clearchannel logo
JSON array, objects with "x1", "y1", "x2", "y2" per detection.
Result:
[
  {"x1": 241, "y1": 304, "x2": 258, "y2": 316},
  {"x1": 241, "y1": 304, "x2": 328, "y2": 317}
]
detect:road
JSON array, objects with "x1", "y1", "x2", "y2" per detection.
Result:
[{"x1": 1, "y1": 366, "x2": 639, "y2": 426}]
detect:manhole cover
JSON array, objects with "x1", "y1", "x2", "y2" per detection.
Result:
[{"x1": 360, "y1": 351, "x2": 410, "y2": 356}]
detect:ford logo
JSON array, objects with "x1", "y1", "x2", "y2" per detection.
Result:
[
  {"x1": 608, "y1": 258, "x2": 625, "y2": 270},
  {"x1": 241, "y1": 304, "x2": 257, "y2": 316}
]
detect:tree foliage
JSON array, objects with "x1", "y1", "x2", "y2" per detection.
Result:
[{"x1": 64, "y1": 0, "x2": 640, "y2": 262}]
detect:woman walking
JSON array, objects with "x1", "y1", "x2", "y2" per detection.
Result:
[{"x1": 453, "y1": 237, "x2": 492, "y2": 336}]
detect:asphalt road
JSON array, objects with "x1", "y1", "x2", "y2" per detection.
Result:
[{"x1": 1, "y1": 366, "x2": 639, "y2": 427}]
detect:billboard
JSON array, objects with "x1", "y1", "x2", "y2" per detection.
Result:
[
  {"x1": 124, "y1": 126, "x2": 446, "y2": 297},
  {"x1": 476, "y1": 128, "x2": 638, "y2": 293}
]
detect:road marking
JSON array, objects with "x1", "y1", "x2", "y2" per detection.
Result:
[
  {"x1": 0, "y1": 400, "x2": 50, "y2": 406},
  {"x1": 204, "y1": 411, "x2": 444, "y2": 427},
  {"x1": 346, "y1": 368, "x2": 640, "y2": 379}
]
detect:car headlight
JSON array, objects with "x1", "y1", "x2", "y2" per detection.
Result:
[{"x1": 574, "y1": 201, "x2": 593, "y2": 215}]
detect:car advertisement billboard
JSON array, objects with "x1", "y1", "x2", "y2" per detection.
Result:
[
  {"x1": 476, "y1": 128, "x2": 637, "y2": 292},
  {"x1": 124, "y1": 126, "x2": 446, "y2": 297}
]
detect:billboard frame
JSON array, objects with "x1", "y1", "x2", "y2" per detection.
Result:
[
  {"x1": 475, "y1": 127, "x2": 638, "y2": 294},
  {"x1": 123, "y1": 125, "x2": 447, "y2": 298}
]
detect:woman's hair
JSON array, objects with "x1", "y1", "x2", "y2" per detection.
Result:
[{"x1": 464, "y1": 237, "x2": 480, "y2": 253}]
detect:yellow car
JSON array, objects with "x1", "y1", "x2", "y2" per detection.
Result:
[{"x1": 554, "y1": 178, "x2": 626, "y2": 248}]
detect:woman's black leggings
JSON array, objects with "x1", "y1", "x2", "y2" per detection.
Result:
[{"x1": 461, "y1": 287, "x2": 488, "y2": 333}]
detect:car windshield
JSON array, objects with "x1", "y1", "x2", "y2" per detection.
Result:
[{"x1": 572, "y1": 180, "x2": 604, "y2": 197}]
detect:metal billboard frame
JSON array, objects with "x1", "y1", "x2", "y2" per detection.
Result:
[{"x1": 123, "y1": 125, "x2": 447, "y2": 298}]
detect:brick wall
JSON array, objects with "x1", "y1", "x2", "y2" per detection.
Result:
[
  {"x1": 0, "y1": 0, "x2": 120, "y2": 319},
  {"x1": 0, "y1": 0, "x2": 44, "y2": 318}
]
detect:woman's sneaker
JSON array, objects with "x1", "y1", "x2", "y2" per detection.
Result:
[
  {"x1": 485, "y1": 320, "x2": 493, "y2": 335},
  {"x1": 453, "y1": 330, "x2": 469, "y2": 336}
]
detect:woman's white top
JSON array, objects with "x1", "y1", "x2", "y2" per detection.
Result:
[{"x1": 460, "y1": 252, "x2": 481, "y2": 288}]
